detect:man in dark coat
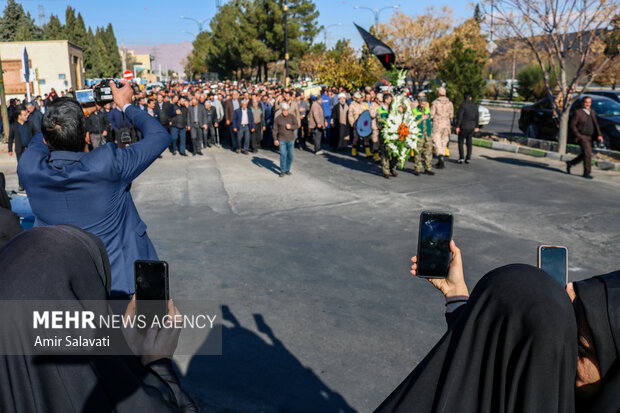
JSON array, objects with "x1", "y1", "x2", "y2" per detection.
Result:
[
  {"x1": 567, "y1": 96, "x2": 603, "y2": 179},
  {"x1": 153, "y1": 94, "x2": 172, "y2": 133},
  {"x1": 8, "y1": 106, "x2": 35, "y2": 191},
  {"x1": 455, "y1": 94, "x2": 479, "y2": 164}
]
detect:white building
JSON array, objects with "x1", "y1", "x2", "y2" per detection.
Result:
[{"x1": 0, "y1": 40, "x2": 84, "y2": 100}]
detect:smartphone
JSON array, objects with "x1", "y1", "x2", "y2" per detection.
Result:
[
  {"x1": 417, "y1": 211, "x2": 454, "y2": 278},
  {"x1": 538, "y1": 245, "x2": 568, "y2": 285},
  {"x1": 134, "y1": 260, "x2": 169, "y2": 329}
]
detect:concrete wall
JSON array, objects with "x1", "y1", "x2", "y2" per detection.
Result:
[{"x1": 0, "y1": 40, "x2": 84, "y2": 101}]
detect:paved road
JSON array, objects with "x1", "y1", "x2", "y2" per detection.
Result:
[
  {"x1": 1, "y1": 143, "x2": 619, "y2": 412},
  {"x1": 484, "y1": 107, "x2": 523, "y2": 136}
]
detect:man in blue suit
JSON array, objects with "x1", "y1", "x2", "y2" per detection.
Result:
[
  {"x1": 232, "y1": 99, "x2": 255, "y2": 154},
  {"x1": 18, "y1": 81, "x2": 171, "y2": 298}
]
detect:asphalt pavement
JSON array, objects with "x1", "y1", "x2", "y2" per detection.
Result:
[{"x1": 1, "y1": 142, "x2": 619, "y2": 412}]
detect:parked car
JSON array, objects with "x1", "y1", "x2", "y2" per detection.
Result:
[
  {"x1": 478, "y1": 105, "x2": 491, "y2": 127},
  {"x1": 518, "y1": 95, "x2": 620, "y2": 150},
  {"x1": 586, "y1": 90, "x2": 620, "y2": 104}
]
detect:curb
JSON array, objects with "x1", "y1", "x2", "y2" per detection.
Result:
[
  {"x1": 449, "y1": 135, "x2": 620, "y2": 172},
  {"x1": 480, "y1": 99, "x2": 529, "y2": 109}
]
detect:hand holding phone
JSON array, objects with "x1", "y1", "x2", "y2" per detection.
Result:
[
  {"x1": 416, "y1": 211, "x2": 454, "y2": 278},
  {"x1": 411, "y1": 240, "x2": 469, "y2": 299},
  {"x1": 134, "y1": 260, "x2": 170, "y2": 331}
]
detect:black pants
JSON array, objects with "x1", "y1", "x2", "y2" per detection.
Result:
[
  {"x1": 190, "y1": 126, "x2": 202, "y2": 154},
  {"x1": 458, "y1": 129, "x2": 475, "y2": 160},
  {"x1": 569, "y1": 137, "x2": 593, "y2": 175},
  {"x1": 312, "y1": 128, "x2": 324, "y2": 152},
  {"x1": 251, "y1": 124, "x2": 263, "y2": 151}
]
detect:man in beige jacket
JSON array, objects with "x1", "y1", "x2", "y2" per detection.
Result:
[
  {"x1": 347, "y1": 91, "x2": 368, "y2": 157},
  {"x1": 308, "y1": 95, "x2": 327, "y2": 155},
  {"x1": 430, "y1": 86, "x2": 454, "y2": 169}
]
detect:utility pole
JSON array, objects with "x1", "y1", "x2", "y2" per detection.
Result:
[
  {"x1": 0, "y1": 51, "x2": 9, "y2": 143},
  {"x1": 284, "y1": 4, "x2": 289, "y2": 87}
]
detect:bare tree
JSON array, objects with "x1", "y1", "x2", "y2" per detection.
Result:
[{"x1": 484, "y1": 0, "x2": 619, "y2": 154}]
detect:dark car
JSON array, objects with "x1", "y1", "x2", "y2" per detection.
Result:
[
  {"x1": 586, "y1": 90, "x2": 620, "y2": 104},
  {"x1": 518, "y1": 95, "x2": 620, "y2": 150}
]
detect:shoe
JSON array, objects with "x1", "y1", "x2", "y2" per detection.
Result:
[
  {"x1": 179, "y1": 152, "x2": 187, "y2": 156},
  {"x1": 285, "y1": 171, "x2": 292, "y2": 175},
  {"x1": 297, "y1": 146, "x2": 304, "y2": 151},
  {"x1": 365, "y1": 147, "x2": 372, "y2": 157},
  {"x1": 172, "y1": 151, "x2": 177, "y2": 156},
  {"x1": 374, "y1": 153, "x2": 380, "y2": 162},
  {"x1": 413, "y1": 170, "x2": 420, "y2": 176},
  {"x1": 236, "y1": 149, "x2": 241, "y2": 154},
  {"x1": 583, "y1": 173, "x2": 593, "y2": 179},
  {"x1": 192, "y1": 153, "x2": 196, "y2": 156},
  {"x1": 424, "y1": 170, "x2": 435, "y2": 176},
  {"x1": 279, "y1": 173, "x2": 285, "y2": 177},
  {"x1": 465, "y1": 159, "x2": 470, "y2": 164},
  {"x1": 197, "y1": 152, "x2": 204, "y2": 156},
  {"x1": 566, "y1": 161, "x2": 572, "y2": 175},
  {"x1": 391, "y1": 171, "x2": 398, "y2": 177},
  {"x1": 383, "y1": 173, "x2": 390, "y2": 179},
  {"x1": 242, "y1": 151, "x2": 249, "y2": 155},
  {"x1": 315, "y1": 150, "x2": 324, "y2": 155},
  {"x1": 352, "y1": 148, "x2": 357, "y2": 157},
  {"x1": 457, "y1": 159, "x2": 464, "y2": 164},
  {"x1": 436, "y1": 156, "x2": 445, "y2": 169}
]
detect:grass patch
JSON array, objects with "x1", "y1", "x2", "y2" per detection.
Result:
[
  {"x1": 528, "y1": 148, "x2": 546, "y2": 157},
  {"x1": 473, "y1": 138, "x2": 493, "y2": 148}
]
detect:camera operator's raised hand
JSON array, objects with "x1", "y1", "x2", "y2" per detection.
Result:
[
  {"x1": 410, "y1": 240, "x2": 469, "y2": 302},
  {"x1": 109, "y1": 80, "x2": 134, "y2": 111}
]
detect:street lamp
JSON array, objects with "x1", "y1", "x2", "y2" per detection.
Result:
[
  {"x1": 322, "y1": 22, "x2": 342, "y2": 49},
  {"x1": 180, "y1": 16, "x2": 208, "y2": 32},
  {"x1": 284, "y1": 4, "x2": 289, "y2": 87},
  {"x1": 182, "y1": 30, "x2": 197, "y2": 38},
  {"x1": 353, "y1": 5, "x2": 399, "y2": 27}
]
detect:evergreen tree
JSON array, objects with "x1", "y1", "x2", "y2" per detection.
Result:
[
  {"x1": 43, "y1": 14, "x2": 65, "y2": 40},
  {"x1": 64, "y1": 6, "x2": 77, "y2": 43},
  {"x1": 473, "y1": 4, "x2": 483, "y2": 24},
  {"x1": 72, "y1": 13, "x2": 88, "y2": 47},
  {"x1": 437, "y1": 37, "x2": 486, "y2": 105},
  {"x1": 103, "y1": 24, "x2": 122, "y2": 77},
  {"x1": 84, "y1": 27, "x2": 103, "y2": 78},
  {"x1": 0, "y1": 0, "x2": 40, "y2": 41},
  {"x1": 95, "y1": 27, "x2": 113, "y2": 77}
]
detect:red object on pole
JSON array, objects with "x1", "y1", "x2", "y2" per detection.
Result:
[{"x1": 123, "y1": 70, "x2": 133, "y2": 80}]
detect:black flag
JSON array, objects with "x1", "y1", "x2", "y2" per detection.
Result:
[{"x1": 354, "y1": 23, "x2": 395, "y2": 70}]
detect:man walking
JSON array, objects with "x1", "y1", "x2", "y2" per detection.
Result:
[
  {"x1": 224, "y1": 90, "x2": 240, "y2": 149},
  {"x1": 25, "y1": 102, "x2": 43, "y2": 134},
  {"x1": 567, "y1": 96, "x2": 603, "y2": 179},
  {"x1": 86, "y1": 104, "x2": 110, "y2": 149},
  {"x1": 232, "y1": 99, "x2": 255, "y2": 155},
  {"x1": 8, "y1": 106, "x2": 35, "y2": 191},
  {"x1": 455, "y1": 94, "x2": 479, "y2": 164},
  {"x1": 331, "y1": 93, "x2": 349, "y2": 150},
  {"x1": 203, "y1": 100, "x2": 218, "y2": 148},
  {"x1": 430, "y1": 87, "x2": 453, "y2": 169},
  {"x1": 308, "y1": 95, "x2": 327, "y2": 155},
  {"x1": 170, "y1": 96, "x2": 188, "y2": 156},
  {"x1": 347, "y1": 92, "x2": 367, "y2": 157},
  {"x1": 249, "y1": 95, "x2": 265, "y2": 153},
  {"x1": 186, "y1": 98, "x2": 205, "y2": 156},
  {"x1": 378, "y1": 94, "x2": 398, "y2": 178},
  {"x1": 273, "y1": 102, "x2": 298, "y2": 177},
  {"x1": 412, "y1": 97, "x2": 434, "y2": 176}
]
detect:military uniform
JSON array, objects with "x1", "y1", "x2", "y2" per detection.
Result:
[
  {"x1": 413, "y1": 106, "x2": 433, "y2": 174},
  {"x1": 377, "y1": 105, "x2": 397, "y2": 176}
]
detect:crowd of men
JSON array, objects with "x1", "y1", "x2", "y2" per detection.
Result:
[{"x1": 3, "y1": 76, "x2": 605, "y2": 184}]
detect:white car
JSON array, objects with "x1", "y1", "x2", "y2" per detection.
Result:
[{"x1": 478, "y1": 105, "x2": 491, "y2": 127}]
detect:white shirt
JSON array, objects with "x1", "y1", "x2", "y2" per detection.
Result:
[{"x1": 241, "y1": 108, "x2": 248, "y2": 125}]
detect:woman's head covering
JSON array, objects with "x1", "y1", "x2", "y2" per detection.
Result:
[
  {"x1": 0, "y1": 172, "x2": 11, "y2": 211},
  {"x1": 573, "y1": 270, "x2": 620, "y2": 413},
  {"x1": 0, "y1": 226, "x2": 177, "y2": 412},
  {"x1": 375, "y1": 264, "x2": 577, "y2": 413}
]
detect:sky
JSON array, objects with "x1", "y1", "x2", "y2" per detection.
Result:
[{"x1": 4, "y1": 0, "x2": 475, "y2": 48}]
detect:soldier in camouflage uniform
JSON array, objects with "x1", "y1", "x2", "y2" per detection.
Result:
[
  {"x1": 412, "y1": 97, "x2": 434, "y2": 176},
  {"x1": 377, "y1": 94, "x2": 398, "y2": 178}
]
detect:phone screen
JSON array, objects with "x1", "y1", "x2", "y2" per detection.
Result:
[
  {"x1": 75, "y1": 89, "x2": 94, "y2": 104},
  {"x1": 417, "y1": 212, "x2": 453, "y2": 278},
  {"x1": 134, "y1": 260, "x2": 169, "y2": 328},
  {"x1": 539, "y1": 246, "x2": 567, "y2": 285}
]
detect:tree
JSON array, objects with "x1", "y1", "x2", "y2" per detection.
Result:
[
  {"x1": 518, "y1": 64, "x2": 558, "y2": 101},
  {"x1": 485, "y1": 0, "x2": 619, "y2": 154},
  {"x1": 64, "y1": 6, "x2": 77, "y2": 43},
  {"x1": 95, "y1": 27, "x2": 113, "y2": 77},
  {"x1": 375, "y1": 8, "x2": 453, "y2": 92},
  {"x1": 588, "y1": 15, "x2": 620, "y2": 89},
  {"x1": 43, "y1": 14, "x2": 65, "y2": 40},
  {"x1": 103, "y1": 24, "x2": 122, "y2": 77},
  {"x1": 437, "y1": 37, "x2": 487, "y2": 105},
  {"x1": 84, "y1": 27, "x2": 103, "y2": 78},
  {"x1": 0, "y1": 0, "x2": 40, "y2": 41}
]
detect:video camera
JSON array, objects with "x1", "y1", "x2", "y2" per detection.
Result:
[{"x1": 93, "y1": 79, "x2": 124, "y2": 103}]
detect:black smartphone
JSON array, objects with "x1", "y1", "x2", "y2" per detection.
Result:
[
  {"x1": 538, "y1": 245, "x2": 568, "y2": 285},
  {"x1": 417, "y1": 211, "x2": 454, "y2": 278},
  {"x1": 134, "y1": 260, "x2": 169, "y2": 329}
]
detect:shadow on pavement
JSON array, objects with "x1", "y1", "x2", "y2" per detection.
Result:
[
  {"x1": 183, "y1": 305, "x2": 357, "y2": 413},
  {"x1": 480, "y1": 155, "x2": 563, "y2": 173},
  {"x1": 252, "y1": 157, "x2": 281, "y2": 175},
  {"x1": 322, "y1": 151, "x2": 383, "y2": 177}
]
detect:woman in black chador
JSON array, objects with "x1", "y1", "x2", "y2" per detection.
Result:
[{"x1": 375, "y1": 240, "x2": 618, "y2": 413}]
